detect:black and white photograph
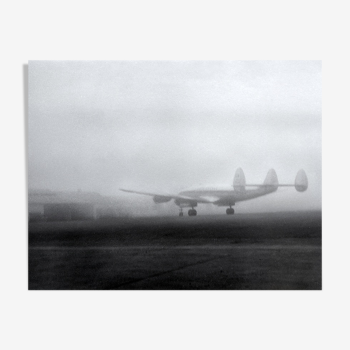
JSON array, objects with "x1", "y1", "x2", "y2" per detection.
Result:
[
  {"x1": 28, "y1": 60, "x2": 322, "y2": 290},
  {"x1": 4, "y1": 1, "x2": 350, "y2": 349}
]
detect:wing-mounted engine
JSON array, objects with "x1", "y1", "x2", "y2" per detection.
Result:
[{"x1": 153, "y1": 195, "x2": 172, "y2": 203}]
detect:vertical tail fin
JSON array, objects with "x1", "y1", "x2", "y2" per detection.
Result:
[
  {"x1": 263, "y1": 169, "x2": 279, "y2": 190},
  {"x1": 233, "y1": 168, "x2": 246, "y2": 191},
  {"x1": 295, "y1": 169, "x2": 308, "y2": 192}
]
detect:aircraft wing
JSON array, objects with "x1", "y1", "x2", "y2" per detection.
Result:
[
  {"x1": 119, "y1": 189, "x2": 213, "y2": 203},
  {"x1": 237, "y1": 184, "x2": 294, "y2": 187},
  {"x1": 120, "y1": 188, "x2": 191, "y2": 200},
  {"x1": 120, "y1": 188, "x2": 174, "y2": 197}
]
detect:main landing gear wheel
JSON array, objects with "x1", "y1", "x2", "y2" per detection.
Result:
[
  {"x1": 226, "y1": 208, "x2": 235, "y2": 215},
  {"x1": 188, "y1": 209, "x2": 197, "y2": 216}
]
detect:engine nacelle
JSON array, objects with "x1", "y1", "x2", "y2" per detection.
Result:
[{"x1": 153, "y1": 195, "x2": 172, "y2": 203}]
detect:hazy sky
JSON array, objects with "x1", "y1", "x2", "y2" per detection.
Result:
[{"x1": 28, "y1": 61, "x2": 321, "y2": 212}]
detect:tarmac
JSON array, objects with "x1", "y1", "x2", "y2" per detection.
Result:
[{"x1": 28, "y1": 211, "x2": 322, "y2": 290}]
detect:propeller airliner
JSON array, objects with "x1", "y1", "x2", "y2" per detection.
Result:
[{"x1": 120, "y1": 168, "x2": 308, "y2": 216}]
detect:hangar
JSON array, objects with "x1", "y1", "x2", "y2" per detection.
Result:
[
  {"x1": 43, "y1": 202, "x2": 95, "y2": 221},
  {"x1": 28, "y1": 190, "x2": 123, "y2": 222}
]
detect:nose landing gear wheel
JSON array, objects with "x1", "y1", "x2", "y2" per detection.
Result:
[
  {"x1": 179, "y1": 212, "x2": 184, "y2": 217},
  {"x1": 188, "y1": 209, "x2": 197, "y2": 216},
  {"x1": 226, "y1": 208, "x2": 234, "y2": 215}
]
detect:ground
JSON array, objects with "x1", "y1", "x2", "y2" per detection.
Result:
[{"x1": 28, "y1": 211, "x2": 322, "y2": 290}]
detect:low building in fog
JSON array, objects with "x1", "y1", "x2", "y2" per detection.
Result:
[
  {"x1": 43, "y1": 203, "x2": 95, "y2": 221},
  {"x1": 28, "y1": 189, "x2": 127, "y2": 222}
]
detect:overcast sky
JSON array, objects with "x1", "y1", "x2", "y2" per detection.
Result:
[{"x1": 28, "y1": 61, "x2": 321, "y2": 212}]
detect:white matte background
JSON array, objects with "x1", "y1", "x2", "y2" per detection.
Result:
[{"x1": 1, "y1": 1, "x2": 349, "y2": 350}]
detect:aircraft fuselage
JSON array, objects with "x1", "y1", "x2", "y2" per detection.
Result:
[{"x1": 178, "y1": 185, "x2": 277, "y2": 207}]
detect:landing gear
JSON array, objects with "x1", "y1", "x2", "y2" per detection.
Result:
[
  {"x1": 226, "y1": 208, "x2": 234, "y2": 215},
  {"x1": 188, "y1": 209, "x2": 197, "y2": 216},
  {"x1": 176, "y1": 200, "x2": 198, "y2": 217}
]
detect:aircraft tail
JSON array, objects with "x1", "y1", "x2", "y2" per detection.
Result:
[
  {"x1": 294, "y1": 169, "x2": 308, "y2": 192},
  {"x1": 263, "y1": 169, "x2": 279, "y2": 191},
  {"x1": 233, "y1": 168, "x2": 246, "y2": 191},
  {"x1": 236, "y1": 168, "x2": 308, "y2": 192}
]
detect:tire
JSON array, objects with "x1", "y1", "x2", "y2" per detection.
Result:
[{"x1": 226, "y1": 208, "x2": 234, "y2": 215}]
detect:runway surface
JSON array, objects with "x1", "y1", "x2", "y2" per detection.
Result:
[{"x1": 28, "y1": 211, "x2": 322, "y2": 290}]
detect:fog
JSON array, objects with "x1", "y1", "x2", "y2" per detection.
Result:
[{"x1": 28, "y1": 61, "x2": 321, "y2": 214}]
